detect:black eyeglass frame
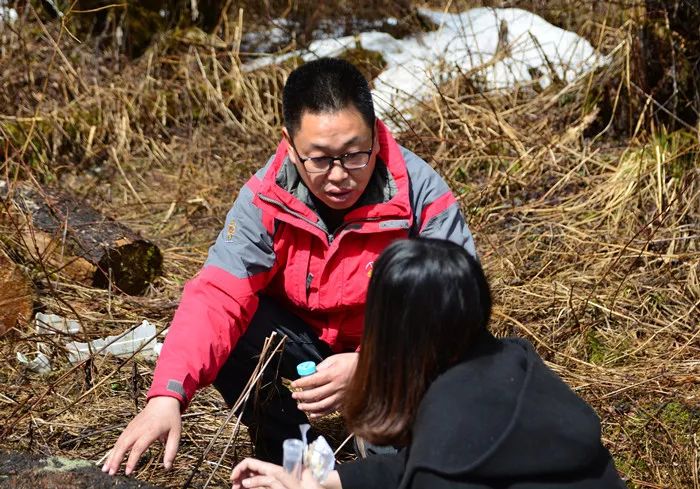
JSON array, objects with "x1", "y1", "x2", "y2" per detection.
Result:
[{"x1": 289, "y1": 126, "x2": 375, "y2": 174}]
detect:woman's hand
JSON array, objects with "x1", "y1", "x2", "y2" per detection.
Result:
[{"x1": 231, "y1": 458, "x2": 326, "y2": 489}]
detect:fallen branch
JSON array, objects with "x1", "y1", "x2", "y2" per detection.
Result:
[{"x1": 0, "y1": 180, "x2": 163, "y2": 295}]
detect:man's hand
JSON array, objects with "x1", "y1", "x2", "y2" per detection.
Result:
[
  {"x1": 102, "y1": 396, "x2": 182, "y2": 476},
  {"x1": 231, "y1": 458, "x2": 330, "y2": 489},
  {"x1": 291, "y1": 352, "x2": 358, "y2": 418}
]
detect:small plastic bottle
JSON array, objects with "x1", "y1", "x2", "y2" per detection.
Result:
[{"x1": 296, "y1": 361, "x2": 317, "y2": 378}]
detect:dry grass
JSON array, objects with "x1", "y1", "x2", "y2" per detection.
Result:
[{"x1": 1, "y1": 2, "x2": 699, "y2": 488}]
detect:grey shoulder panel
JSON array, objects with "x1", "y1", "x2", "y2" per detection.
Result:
[
  {"x1": 419, "y1": 202, "x2": 477, "y2": 257},
  {"x1": 205, "y1": 184, "x2": 275, "y2": 278},
  {"x1": 254, "y1": 154, "x2": 276, "y2": 180},
  {"x1": 401, "y1": 146, "x2": 477, "y2": 257},
  {"x1": 401, "y1": 146, "x2": 451, "y2": 210}
]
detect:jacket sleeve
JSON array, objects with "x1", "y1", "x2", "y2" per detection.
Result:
[
  {"x1": 147, "y1": 182, "x2": 277, "y2": 409},
  {"x1": 404, "y1": 149, "x2": 476, "y2": 257},
  {"x1": 336, "y1": 452, "x2": 407, "y2": 489}
]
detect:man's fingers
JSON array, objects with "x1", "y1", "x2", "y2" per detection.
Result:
[
  {"x1": 102, "y1": 396, "x2": 182, "y2": 477},
  {"x1": 124, "y1": 438, "x2": 152, "y2": 476},
  {"x1": 290, "y1": 370, "x2": 331, "y2": 390},
  {"x1": 297, "y1": 393, "x2": 338, "y2": 416},
  {"x1": 101, "y1": 449, "x2": 114, "y2": 474},
  {"x1": 292, "y1": 382, "x2": 335, "y2": 404},
  {"x1": 163, "y1": 425, "x2": 181, "y2": 470},
  {"x1": 103, "y1": 435, "x2": 133, "y2": 475}
]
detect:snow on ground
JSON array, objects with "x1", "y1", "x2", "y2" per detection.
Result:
[
  {"x1": 0, "y1": 0, "x2": 18, "y2": 24},
  {"x1": 240, "y1": 17, "x2": 400, "y2": 55},
  {"x1": 245, "y1": 7, "x2": 608, "y2": 130}
]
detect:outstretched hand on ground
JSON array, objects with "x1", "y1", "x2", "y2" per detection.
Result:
[{"x1": 102, "y1": 396, "x2": 182, "y2": 475}]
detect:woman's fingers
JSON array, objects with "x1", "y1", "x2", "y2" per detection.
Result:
[
  {"x1": 231, "y1": 459, "x2": 302, "y2": 489},
  {"x1": 231, "y1": 458, "x2": 283, "y2": 481},
  {"x1": 290, "y1": 369, "x2": 332, "y2": 391},
  {"x1": 236, "y1": 474, "x2": 284, "y2": 488}
]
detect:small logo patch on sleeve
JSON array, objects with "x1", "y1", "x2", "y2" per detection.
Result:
[{"x1": 225, "y1": 220, "x2": 237, "y2": 242}]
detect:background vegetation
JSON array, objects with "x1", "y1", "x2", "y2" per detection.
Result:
[{"x1": 1, "y1": 1, "x2": 698, "y2": 487}]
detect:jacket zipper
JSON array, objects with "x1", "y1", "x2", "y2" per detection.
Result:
[
  {"x1": 306, "y1": 273, "x2": 314, "y2": 297},
  {"x1": 259, "y1": 193, "x2": 409, "y2": 298},
  {"x1": 257, "y1": 194, "x2": 329, "y2": 237}
]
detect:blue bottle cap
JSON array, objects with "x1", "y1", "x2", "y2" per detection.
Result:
[{"x1": 296, "y1": 361, "x2": 317, "y2": 377}]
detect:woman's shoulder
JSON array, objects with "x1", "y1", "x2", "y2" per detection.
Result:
[
  {"x1": 406, "y1": 334, "x2": 532, "y2": 471},
  {"x1": 404, "y1": 333, "x2": 614, "y2": 487},
  {"x1": 425, "y1": 334, "x2": 532, "y2": 401}
]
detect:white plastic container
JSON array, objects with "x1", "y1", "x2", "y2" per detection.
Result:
[
  {"x1": 16, "y1": 351, "x2": 52, "y2": 374},
  {"x1": 35, "y1": 312, "x2": 81, "y2": 335},
  {"x1": 65, "y1": 320, "x2": 158, "y2": 364}
]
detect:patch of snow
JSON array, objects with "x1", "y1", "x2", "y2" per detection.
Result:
[
  {"x1": 0, "y1": 1, "x2": 18, "y2": 24},
  {"x1": 245, "y1": 8, "x2": 608, "y2": 130},
  {"x1": 242, "y1": 25, "x2": 292, "y2": 54}
]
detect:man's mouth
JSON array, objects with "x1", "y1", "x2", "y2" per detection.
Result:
[{"x1": 325, "y1": 188, "x2": 354, "y2": 202}]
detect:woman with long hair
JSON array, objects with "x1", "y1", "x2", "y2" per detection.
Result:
[{"x1": 232, "y1": 239, "x2": 626, "y2": 489}]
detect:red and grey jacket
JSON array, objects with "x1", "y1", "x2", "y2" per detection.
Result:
[{"x1": 148, "y1": 121, "x2": 476, "y2": 407}]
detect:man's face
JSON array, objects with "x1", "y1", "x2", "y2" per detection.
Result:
[{"x1": 283, "y1": 106, "x2": 378, "y2": 210}]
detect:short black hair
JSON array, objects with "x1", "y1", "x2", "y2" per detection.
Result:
[{"x1": 282, "y1": 58, "x2": 375, "y2": 136}]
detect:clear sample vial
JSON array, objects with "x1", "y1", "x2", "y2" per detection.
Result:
[{"x1": 283, "y1": 438, "x2": 304, "y2": 479}]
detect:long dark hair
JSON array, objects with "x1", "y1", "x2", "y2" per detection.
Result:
[{"x1": 344, "y1": 238, "x2": 492, "y2": 446}]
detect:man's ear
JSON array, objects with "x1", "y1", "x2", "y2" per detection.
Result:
[
  {"x1": 282, "y1": 127, "x2": 296, "y2": 161},
  {"x1": 373, "y1": 120, "x2": 380, "y2": 152}
]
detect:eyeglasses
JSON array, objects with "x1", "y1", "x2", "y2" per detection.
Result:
[{"x1": 289, "y1": 128, "x2": 374, "y2": 174}]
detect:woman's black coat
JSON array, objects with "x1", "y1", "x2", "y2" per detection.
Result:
[{"x1": 337, "y1": 333, "x2": 627, "y2": 489}]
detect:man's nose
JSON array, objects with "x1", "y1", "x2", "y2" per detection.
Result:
[{"x1": 326, "y1": 159, "x2": 349, "y2": 182}]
